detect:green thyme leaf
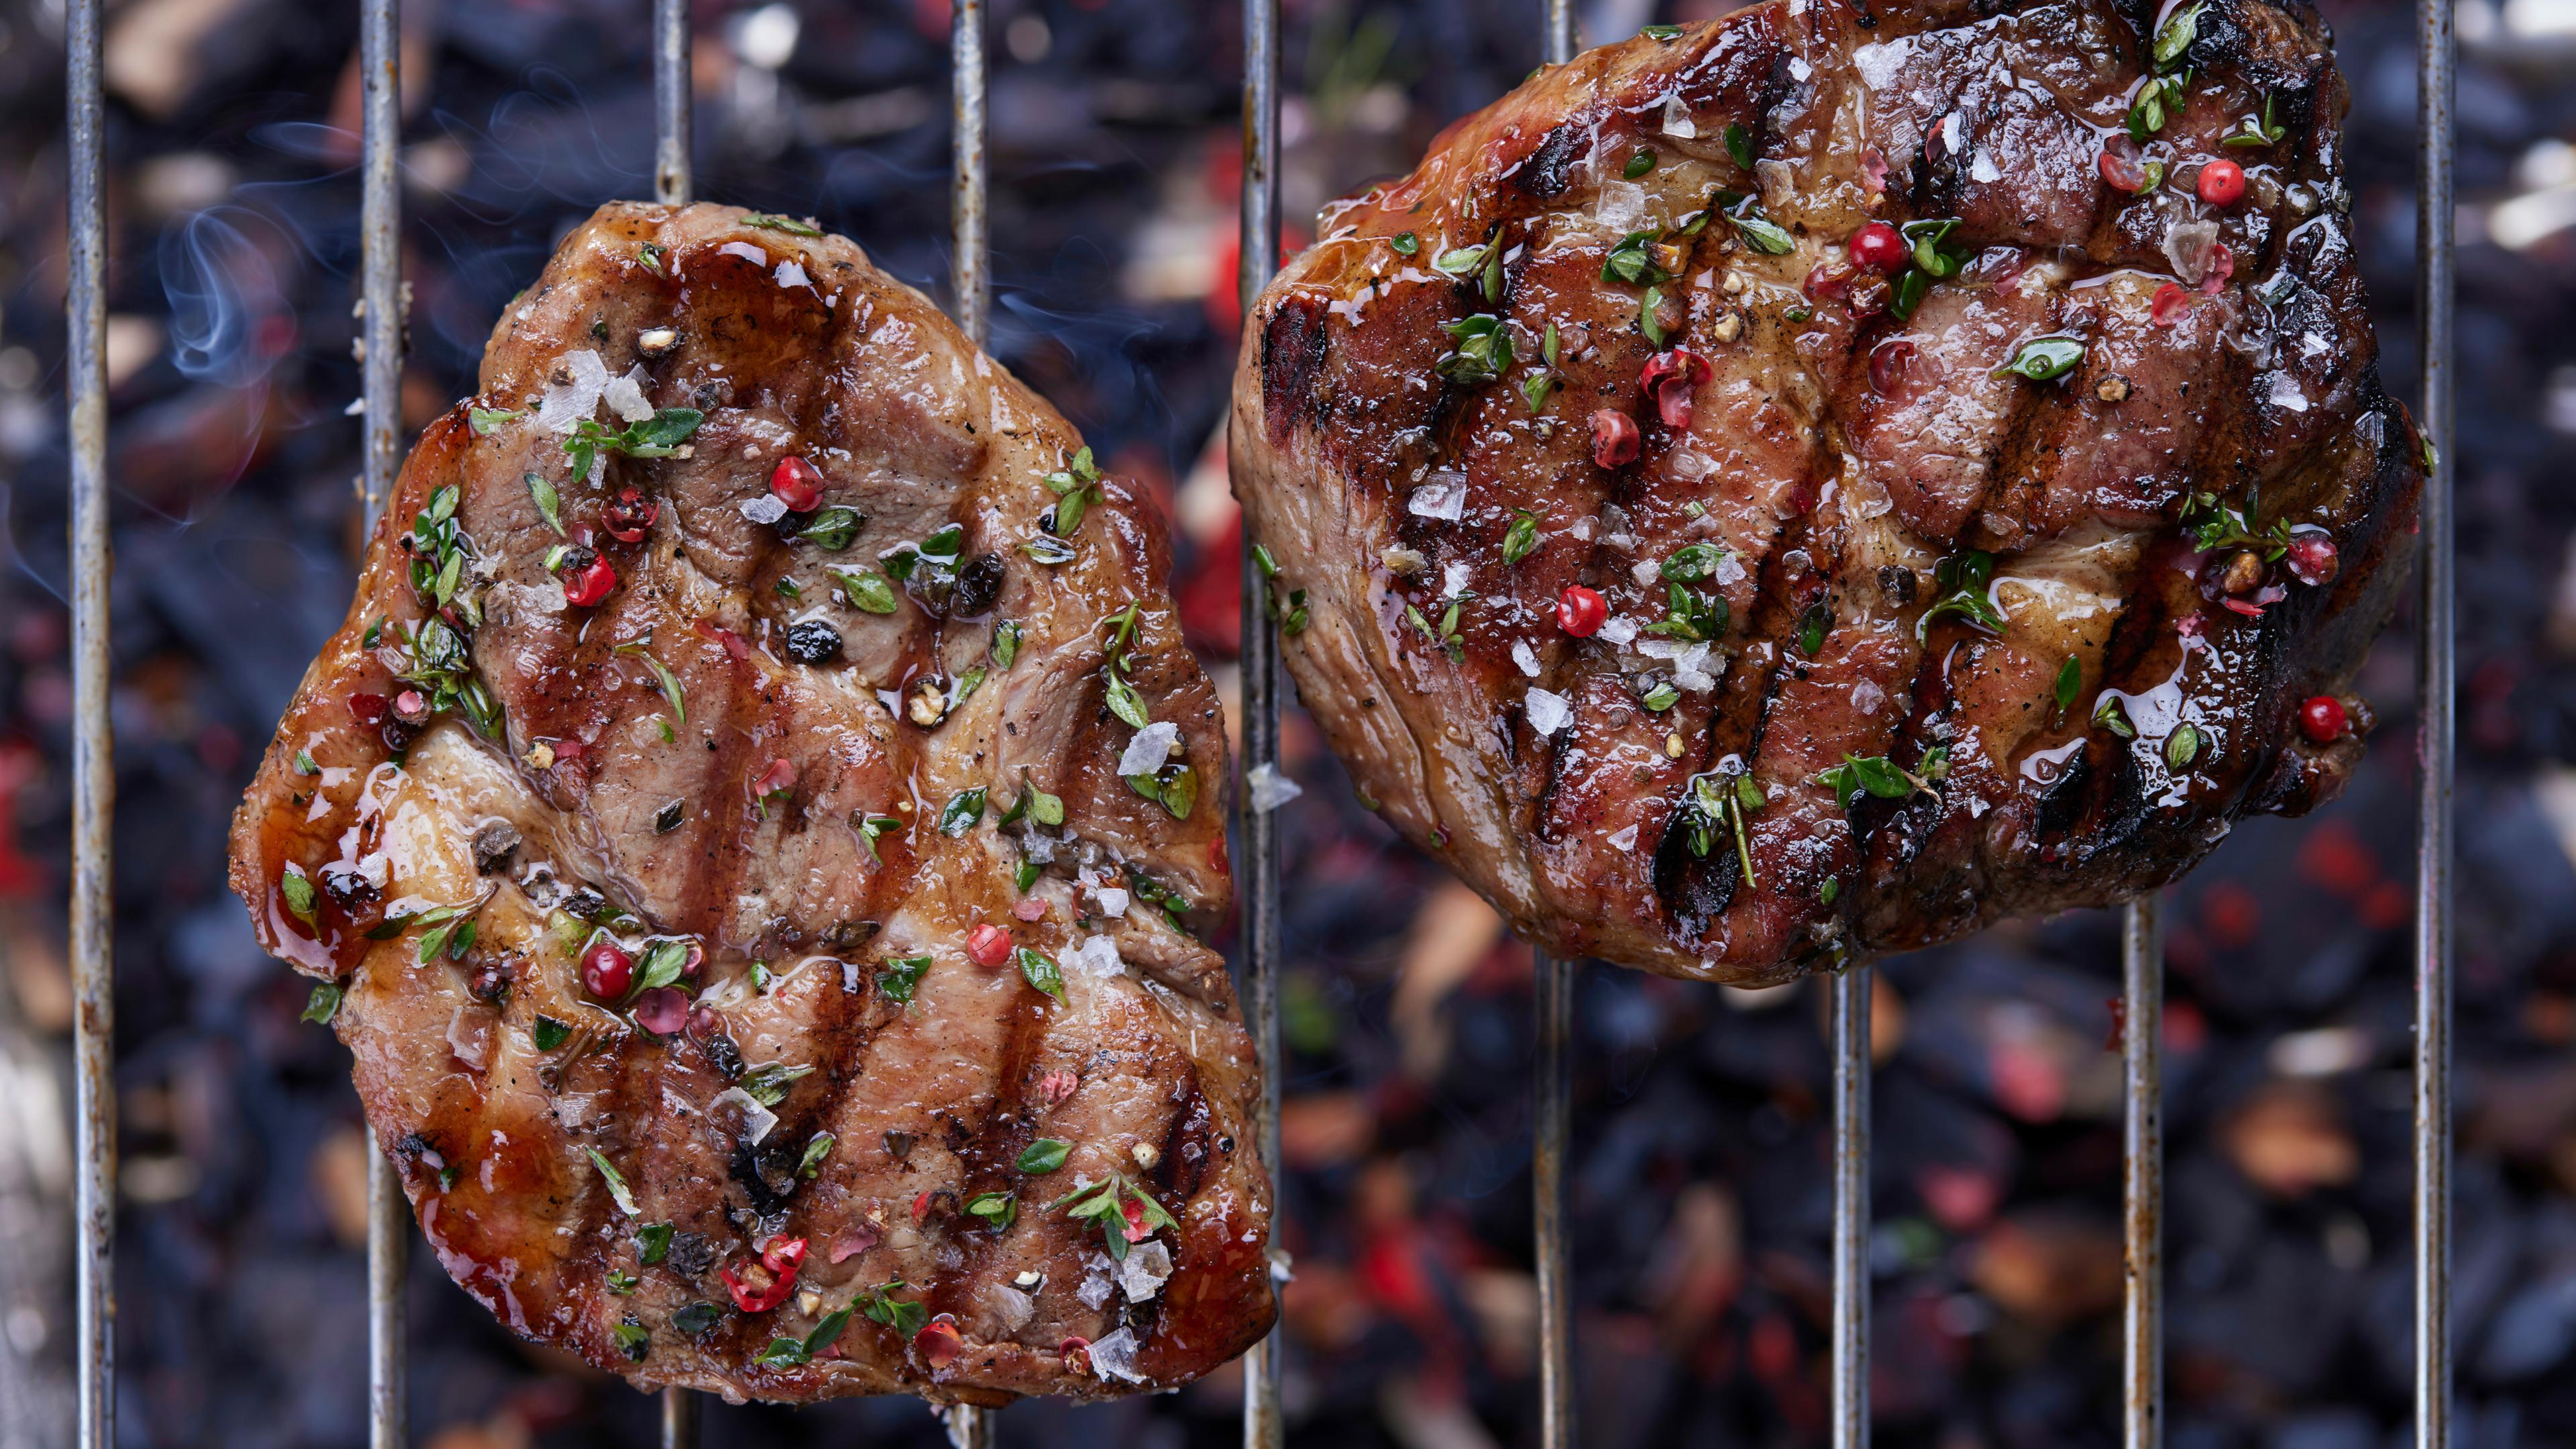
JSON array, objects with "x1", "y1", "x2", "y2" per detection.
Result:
[
  {"x1": 1018, "y1": 1138, "x2": 1071, "y2": 1174},
  {"x1": 279, "y1": 865, "x2": 318, "y2": 927},
  {"x1": 1435, "y1": 313, "x2": 1513, "y2": 385},
  {"x1": 301, "y1": 983, "x2": 341, "y2": 1024},
  {"x1": 1662, "y1": 543, "x2": 1728, "y2": 582},
  {"x1": 1994, "y1": 336, "x2": 2086, "y2": 382},
  {"x1": 614, "y1": 641, "x2": 688, "y2": 724},
  {"x1": 2151, "y1": 3, "x2": 2202, "y2": 71},
  {"x1": 637, "y1": 1222, "x2": 674, "y2": 1265},
  {"x1": 587, "y1": 1148, "x2": 640, "y2": 1216},
  {"x1": 523, "y1": 472, "x2": 564, "y2": 534},
  {"x1": 856, "y1": 814, "x2": 905, "y2": 861},
  {"x1": 799, "y1": 1132, "x2": 835, "y2": 1179},
  {"x1": 742, "y1": 213, "x2": 822, "y2": 236},
  {"x1": 1104, "y1": 669, "x2": 1151, "y2": 730},
  {"x1": 877, "y1": 955, "x2": 932, "y2": 1005},
  {"x1": 859, "y1": 1281, "x2": 928, "y2": 1339},
  {"x1": 1432, "y1": 244, "x2": 1490, "y2": 277},
  {"x1": 739, "y1": 1062, "x2": 814, "y2": 1108},
  {"x1": 1723, "y1": 203, "x2": 1796, "y2": 255},
  {"x1": 797, "y1": 506, "x2": 865, "y2": 551},
  {"x1": 1725, "y1": 122, "x2": 1754, "y2": 169},
  {"x1": 828, "y1": 565, "x2": 900, "y2": 614},
  {"x1": 2164, "y1": 722, "x2": 2202, "y2": 771},
  {"x1": 1391, "y1": 231, "x2": 1419, "y2": 256},
  {"x1": 1015, "y1": 946, "x2": 1066, "y2": 1003},
  {"x1": 633, "y1": 938, "x2": 690, "y2": 996},
  {"x1": 1798, "y1": 601, "x2": 1828, "y2": 657},
  {"x1": 470, "y1": 407, "x2": 521, "y2": 436},
  {"x1": 534, "y1": 1016, "x2": 571, "y2": 1051},
  {"x1": 1603, "y1": 229, "x2": 1664, "y2": 286},
  {"x1": 2056, "y1": 655, "x2": 2082, "y2": 711},
  {"x1": 938, "y1": 788, "x2": 987, "y2": 837}
]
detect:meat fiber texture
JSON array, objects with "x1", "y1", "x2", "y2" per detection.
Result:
[
  {"x1": 1233, "y1": 0, "x2": 2421, "y2": 984},
  {"x1": 227, "y1": 203, "x2": 1273, "y2": 1404}
]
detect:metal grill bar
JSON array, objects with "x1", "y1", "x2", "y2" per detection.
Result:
[
  {"x1": 951, "y1": 0, "x2": 989, "y2": 351},
  {"x1": 1532, "y1": 953, "x2": 1575, "y2": 1449},
  {"x1": 1829, "y1": 968, "x2": 1870, "y2": 1449},
  {"x1": 650, "y1": 5, "x2": 696, "y2": 1441},
  {"x1": 658, "y1": 1383, "x2": 697, "y2": 1449},
  {"x1": 2121, "y1": 899, "x2": 2163, "y2": 1449},
  {"x1": 653, "y1": 0, "x2": 691, "y2": 208},
  {"x1": 947, "y1": 6, "x2": 995, "y2": 1446},
  {"x1": 1530, "y1": 13, "x2": 1578, "y2": 1447},
  {"x1": 1236, "y1": 0, "x2": 1286, "y2": 1444},
  {"x1": 65, "y1": 2, "x2": 114, "y2": 1446},
  {"x1": 2411, "y1": 0, "x2": 2457, "y2": 1436},
  {"x1": 358, "y1": 2, "x2": 409, "y2": 1446}
]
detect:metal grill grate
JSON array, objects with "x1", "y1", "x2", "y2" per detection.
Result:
[{"x1": 52, "y1": 0, "x2": 2461, "y2": 1444}]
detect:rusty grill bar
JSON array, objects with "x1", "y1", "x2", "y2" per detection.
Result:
[{"x1": 50, "y1": 0, "x2": 2464, "y2": 1444}]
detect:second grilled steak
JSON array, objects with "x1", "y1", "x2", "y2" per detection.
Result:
[{"x1": 1233, "y1": 0, "x2": 2420, "y2": 982}]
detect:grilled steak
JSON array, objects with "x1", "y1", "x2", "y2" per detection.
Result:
[
  {"x1": 228, "y1": 203, "x2": 1272, "y2": 1403},
  {"x1": 1233, "y1": 0, "x2": 2420, "y2": 983}
]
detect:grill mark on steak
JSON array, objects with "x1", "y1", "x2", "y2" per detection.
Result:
[
  {"x1": 1234, "y1": 0, "x2": 2421, "y2": 980},
  {"x1": 1260, "y1": 296, "x2": 1332, "y2": 446}
]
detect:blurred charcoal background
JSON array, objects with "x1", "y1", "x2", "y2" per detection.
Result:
[{"x1": 1, "y1": 0, "x2": 2574, "y2": 1445}]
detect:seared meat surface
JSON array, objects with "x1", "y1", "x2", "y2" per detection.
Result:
[
  {"x1": 229, "y1": 203, "x2": 1271, "y2": 1403},
  {"x1": 1234, "y1": 0, "x2": 2420, "y2": 983}
]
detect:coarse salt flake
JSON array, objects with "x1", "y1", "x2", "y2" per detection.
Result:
[
  {"x1": 1512, "y1": 639, "x2": 1540, "y2": 678},
  {"x1": 602, "y1": 364, "x2": 654, "y2": 423},
  {"x1": 1118, "y1": 722, "x2": 1181, "y2": 777},
  {"x1": 1087, "y1": 1326, "x2": 1146, "y2": 1383},
  {"x1": 1068, "y1": 936, "x2": 1125, "y2": 981},
  {"x1": 1117, "y1": 1240, "x2": 1173, "y2": 1302},
  {"x1": 1247, "y1": 763, "x2": 1304, "y2": 812},
  {"x1": 740, "y1": 494, "x2": 790, "y2": 525},
  {"x1": 1525, "y1": 687, "x2": 1574, "y2": 737},
  {"x1": 1409, "y1": 472, "x2": 1468, "y2": 522},
  {"x1": 537, "y1": 350, "x2": 612, "y2": 433}
]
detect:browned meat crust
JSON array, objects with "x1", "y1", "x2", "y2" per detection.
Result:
[
  {"x1": 227, "y1": 203, "x2": 1273, "y2": 1403},
  {"x1": 1234, "y1": 0, "x2": 2419, "y2": 983}
]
